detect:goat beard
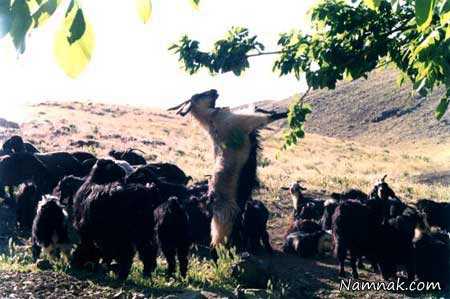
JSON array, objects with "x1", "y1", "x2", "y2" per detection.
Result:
[{"x1": 210, "y1": 194, "x2": 239, "y2": 247}]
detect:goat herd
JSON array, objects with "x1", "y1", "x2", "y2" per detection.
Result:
[{"x1": 0, "y1": 135, "x2": 449, "y2": 291}]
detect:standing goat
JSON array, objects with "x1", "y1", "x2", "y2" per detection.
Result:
[{"x1": 169, "y1": 89, "x2": 287, "y2": 247}]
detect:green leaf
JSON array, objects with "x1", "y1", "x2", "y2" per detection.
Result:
[
  {"x1": 66, "y1": 0, "x2": 74, "y2": 16},
  {"x1": 54, "y1": 0, "x2": 94, "y2": 78},
  {"x1": 363, "y1": 0, "x2": 382, "y2": 10},
  {"x1": 32, "y1": 0, "x2": 59, "y2": 28},
  {"x1": 67, "y1": 7, "x2": 85, "y2": 44},
  {"x1": 435, "y1": 97, "x2": 449, "y2": 120},
  {"x1": 412, "y1": 30, "x2": 440, "y2": 57},
  {"x1": 415, "y1": 0, "x2": 437, "y2": 32},
  {"x1": 446, "y1": 25, "x2": 450, "y2": 40},
  {"x1": 0, "y1": 0, "x2": 12, "y2": 39},
  {"x1": 136, "y1": 0, "x2": 151, "y2": 23},
  {"x1": 190, "y1": 0, "x2": 200, "y2": 9},
  {"x1": 9, "y1": 0, "x2": 32, "y2": 54},
  {"x1": 397, "y1": 73, "x2": 407, "y2": 87},
  {"x1": 440, "y1": 0, "x2": 450, "y2": 25},
  {"x1": 391, "y1": 0, "x2": 400, "y2": 13}
]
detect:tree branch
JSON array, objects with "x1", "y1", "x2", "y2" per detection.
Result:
[{"x1": 246, "y1": 50, "x2": 284, "y2": 58}]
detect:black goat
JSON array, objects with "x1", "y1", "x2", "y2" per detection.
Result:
[
  {"x1": 35, "y1": 152, "x2": 85, "y2": 180},
  {"x1": 283, "y1": 219, "x2": 331, "y2": 258},
  {"x1": 0, "y1": 153, "x2": 57, "y2": 195},
  {"x1": 3, "y1": 135, "x2": 26, "y2": 153},
  {"x1": 154, "y1": 197, "x2": 191, "y2": 277},
  {"x1": 52, "y1": 175, "x2": 85, "y2": 218},
  {"x1": 80, "y1": 158, "x2": 97, "y2": 177},
  {"x1": 240, "y1": 200, "x2": 273, "y2": 254},
  {"x1": 71, "y1": 151, "x2": 96, "y2": 163},
  {"x1": 330, "y1": 188, "x2": 368, "y2": 202},
  {"x1": 332, "y1": 199, "x2": 381, "y2": 279},
  {"x1": 416, "y1": 199, "x2": 450, "y2": 231},
  {"x1": 126, "y1": 166, "x2": 190, "y2": 201},
  {"x1": 297, "y1": 201, "x2": 324, "y2": 221},
  {"x1": 31, "y1": 195, "x2": 72, "y2": 261},
  {"x1": 374, "y1": 207, "x2": 420, "y2": 281},
  {"x1": 414, "y1": 228, "x2": 450, "y2": 289},
  {"x1": 368, "y1": 175, "x2": 399, "y2": 201},
  {"x1": 109, "y1": 149, "x2": 146, "y2": 166},
  {"x1": 2, "y1": 135, "x2": 40, "y2": 154},
  {"x1": 143, "y1": 163, "x2": 192, "y2": 185},
  {"x1": 73, "y1": 159, "x2": 126, "y2": 226},
  {"x1": 184, "y1": 195, "x2": 212, "y2": 247},
  {"x1": 72, "y1": 183, "x2": 161, "y2": 280},
  {"x1": 16, "y1": 182, "x2": 41, "y2": 233},
  {"x1": 333, "y1": 195, "x2": 421, "y2": 280},
  {"x1": 188, "y1": 180, "x2": 209, "y2": 198}
]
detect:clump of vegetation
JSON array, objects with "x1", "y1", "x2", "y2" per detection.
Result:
[{"x1": 0, "y1": 238, "x2": 244, "y2": 297}]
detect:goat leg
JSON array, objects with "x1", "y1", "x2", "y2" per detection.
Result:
[
  {"x1": 137, "y1": 240, "x2": 157, "y2": 278},
  {"x1": 350, "y1": 254, "x2": 359, "y2": 279},
  {"x1": 117, "y1": 248, "x2": 134, "y2": 281},
  {"x1": 177, "y1": 246, "x2": 190, "y2": 278},
  {"x1": 336, "y1": 242, "x2": 347, "y2": 277},
  {"x1": 262, "y1": 231, "x2": 273, "y2": 255},
  {"x1": 162, "y1": 246, "x2": 177, "y2": 278},
  {"x1": 32, "y1": 243, "x2": 41, "y2": 262}
]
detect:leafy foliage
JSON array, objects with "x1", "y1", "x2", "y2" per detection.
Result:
[
  {"x1": 283, "y1": 98, "x2": 312, "y2": 150},
  {"x1": 0, "y1": 0, "x2": 198, "y2": 77},
  {"x1": 171, "y1": 0, "x2": 450, "y2": 148},
  {"x1": 170, "y1": 27, "x2": 265, "y2": 76}
]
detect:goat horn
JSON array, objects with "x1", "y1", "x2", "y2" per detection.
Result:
[
  {"x1": 255, "y1": 107, "x2": 273, "y2": 114},
  {"x1": 280, "y1": 187, "x2": 289, "y2": 190},
  {"x1": 167, "y1": 99, "x2": 190, "y2": 111},
  {"x1": 127, "y1": 148, "x2": 146, "y2": 154},
  {"x1": 381, "y1": 174, "x2": 387, "y2": 182}
]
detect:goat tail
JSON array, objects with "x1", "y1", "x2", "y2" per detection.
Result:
[{"x1": 210, "y1": 199, "x2": 239, "y2": 247}]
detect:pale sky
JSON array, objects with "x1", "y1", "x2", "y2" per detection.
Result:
[{"x1": 0, "y1": 0, "x2": 315, "y2": 122}]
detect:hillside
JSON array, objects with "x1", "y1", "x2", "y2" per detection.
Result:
[
  {"x1": 0, "y1": 75, "x2": 449, "y2": 298},
  {"x1": 257, "y1": 69, "x2": 450, "y2": 144}
]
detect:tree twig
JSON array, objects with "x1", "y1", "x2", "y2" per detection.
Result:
[
  {"x1": 297, "y1": 86, "x2": 312, "y2": 109},
  {"x1": 246, "y1": 50, "x2": 284, "y2": 58}
]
